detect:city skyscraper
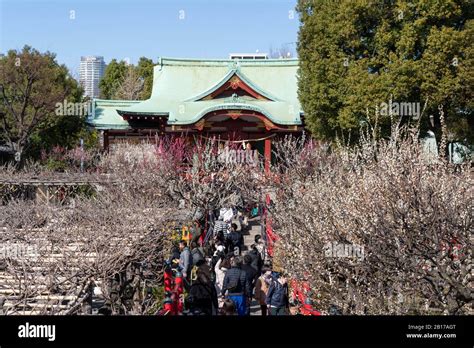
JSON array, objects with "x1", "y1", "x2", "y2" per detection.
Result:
[{"x1": 79, "y1": 56, "x2": 106, "y2": 98}]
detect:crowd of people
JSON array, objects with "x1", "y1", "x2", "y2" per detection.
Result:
[{"x1": 168, "y1": 208, "x2": 290, "y2": 316}]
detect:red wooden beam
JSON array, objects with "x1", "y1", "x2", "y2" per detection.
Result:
[{"x1": 264, "y1": 138, "x2": 271, "y2": 174}]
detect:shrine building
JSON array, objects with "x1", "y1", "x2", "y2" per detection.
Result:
[{"x1": 87, "y1": 56, "x2": 304, "y2": 166}]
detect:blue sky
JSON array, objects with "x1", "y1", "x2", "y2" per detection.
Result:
[{"x1": 0, "y1": 0, "x2": 299, "y2": 77}]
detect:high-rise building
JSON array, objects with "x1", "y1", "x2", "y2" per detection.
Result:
[{"x1": 79, "y1": 56, "x2": 105, "y2": 98}]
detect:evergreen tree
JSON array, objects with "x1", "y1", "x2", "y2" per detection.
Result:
[
  {"x1": 297, "y1": 0, "x2": 473, "y2": 143},
  {"x1": 99, "y1": 57, "x2": 155, "y2": 100},
  {"x1": 99, "y1": 59, "x2": 128, "y2": 99},
  {"x1": 0, "y1": 45, "x2": 91, "y2": 165},
  {"x1": 136, "y1": 57, "x2": 155, "y2": 100}
]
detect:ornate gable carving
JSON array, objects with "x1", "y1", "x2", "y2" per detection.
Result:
[{"x1": 199, "y1": 73, "x2": 272, "y2": 101}]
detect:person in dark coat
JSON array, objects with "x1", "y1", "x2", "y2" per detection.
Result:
[
  {"x1": 248, "y1": 244, "x2": 263, "y2": 274},
  {"x1": 169, "y1": 243, "x2": 181, "y2": 262},
  {"x1": 186, "y1": 267, "x2": 218, "y2": 315},
  {"x1": 227, "y1": 223, "x2": 243, "y2": 255},
  {"x1": 221, "y1": 256, "x2": 249, "y2": 316},
  {"x1": 242, "y1": 254, "x2": 258, "y2": 315},
  {"x1": 266, "y1": 272, "x2": 289, "y2": 315}
]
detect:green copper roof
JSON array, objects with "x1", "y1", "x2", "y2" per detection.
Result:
[
  {"x1": 87, "y1": 99, "x2": 139, "y2": 129},
  {"x1": 88, "y1": 57, "x2": 302, "y2": 129},
  {"x1": 185, "y1": 68, "x2": 281, "y2": 102}
]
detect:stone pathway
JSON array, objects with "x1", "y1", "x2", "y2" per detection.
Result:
[
  {"x1": 240, "y1": 216, "x2": 264, "y2": 316},
  {"x1": 241, "y1": 216, "x2": 262, "y2": 252}
]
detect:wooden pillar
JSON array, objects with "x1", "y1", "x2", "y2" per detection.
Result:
[
  {"x1": 103, "y1": 130, "x2": 110, "y2": 151},
  {"x1": 264, "y1": 137, "x2": 271, "y2": 174},
  {"x1": 264, "y1": 136, "x2": 273, "y2": 254}
]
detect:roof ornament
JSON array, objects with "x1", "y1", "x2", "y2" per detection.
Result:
[
  {"x1": 230, "y1": 76, "x2": 241, "y2": 89},
  {"x1": 230, "y1": 60, "x2": 240, "y2": 70},
  {"x1": 231, "y1": 93, "x2": 239, "y2": 103}
]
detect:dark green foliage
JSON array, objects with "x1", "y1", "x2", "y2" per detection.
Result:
[
  {"x1": 296, "y1": 0, "x2": 473, "y2": 143},
  {"x1": 28, "y1": 116, "x2": 99, "y2": 160},
  {"x1": 136, "y1": 57, "x2": 155, "y2": 100},
  {"x1": 99, "y1": 57, "x2": 155, "y2": 100},
  {"x1": 0, "y1": 45, "x2": 92, "y2": 165},
  {"x1": 99, "y1": 59, "x2": 128, "y2": 99}
]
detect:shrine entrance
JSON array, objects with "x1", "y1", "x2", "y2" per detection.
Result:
[{"x1": 166, "y1": 109, "x2": 288, "y2": 173}]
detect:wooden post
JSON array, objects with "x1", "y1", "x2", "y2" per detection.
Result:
[
  {"x1": 264, "y1": 137, "x2": 271, "y2": 174},
  {"x1": 264, "y1": 137, "x2": 272, "y2": 254},
  {"x1": 104, "y1": 130, "x2": 110, "y2": 151}
]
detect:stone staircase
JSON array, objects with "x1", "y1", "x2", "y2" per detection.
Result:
[
  {"x1": 241, "y1": 216, "x2": 263, "y2": 253},
  {"x1": 236, "y1": 216, "x2": 264, "y2": 315}
]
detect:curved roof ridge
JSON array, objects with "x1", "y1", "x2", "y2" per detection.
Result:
[
  {"x1": 157, "y1": 56, "x2": 298, "y2": 67},
  {"x1": 94, "y1": 98, "x2": 141, "y2": 104},
  {"x1": 168, "y1": 102, "x2": 301, "y2": 126}
]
